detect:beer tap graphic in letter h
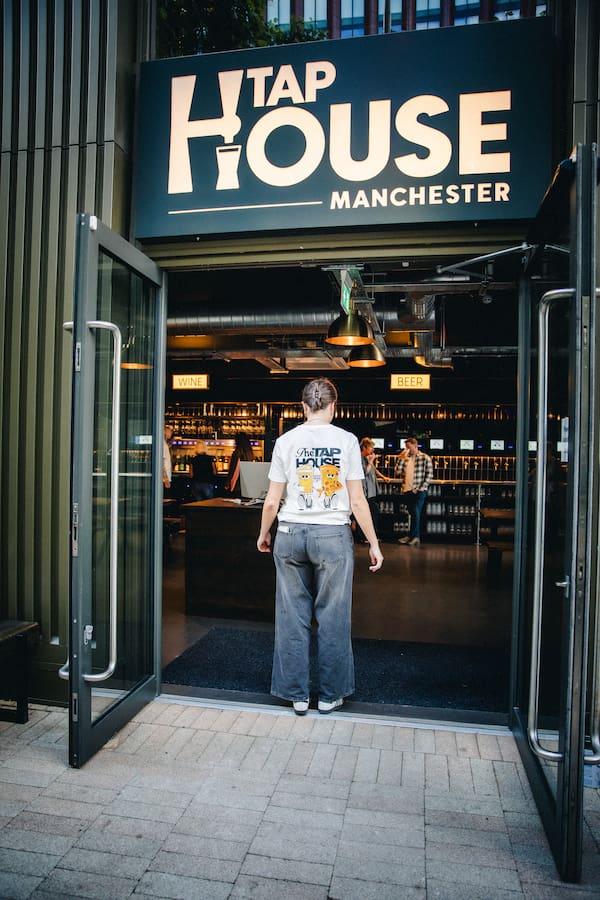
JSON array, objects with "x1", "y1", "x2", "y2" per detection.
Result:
[{"x1": 168, "y1": 70, "x2": 244, "y2": 194}]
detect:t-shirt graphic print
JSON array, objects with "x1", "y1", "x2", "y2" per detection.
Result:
[
  {"x1": 269, "y1": 423, "x2": 364, "y2": 526},
  {"x1": 293, "y1": 448, "x2": 342, "y2": 510}
]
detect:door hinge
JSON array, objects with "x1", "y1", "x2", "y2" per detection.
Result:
[
  {"x1": 83, "y1": 625, "x2": 93, "y2": 646},
  {"x1": 71, "y1": 503, "x2": 79, "y2": 557}
]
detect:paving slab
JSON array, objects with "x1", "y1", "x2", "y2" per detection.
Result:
[{"x1": 0, "y1": 700, "x2": 597, "y2": 899}]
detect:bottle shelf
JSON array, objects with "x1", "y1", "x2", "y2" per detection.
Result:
[
  {"x1": 378, "y1": 455, "x2": 516, "y2": 482},
  {"x1": 376, "y1": 480, "x2": 515, "y2": 544},
  {"x1": 166, "y1": 402, "x2": 517, "y2": 447},
  {"x1": 170, "y1": 438, "x2": 264, "y2": 475}
]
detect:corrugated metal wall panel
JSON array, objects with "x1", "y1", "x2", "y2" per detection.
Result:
[
  {"x1": 1, "y1": 5, "x2": 13, "y2": 152},
  {"x1": 15, "y1": 5, "x2": 30, "y2": 150},
  {"x1": 32, "y1": 4, "x2": 48, "y2": 150},
  {"x1": 0, "y1": 0, "x2": 152, "y2": 703},
  {"x1": 21, "y1": 149, "x2": 45, "y2": 613},
  {"x1": 49, "y1": 1, "x2": 67, "y2": 149},
  {"x1": 37, "y1": 148, "x2": 63, "y2": 646}
]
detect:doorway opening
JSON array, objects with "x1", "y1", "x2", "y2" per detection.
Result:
[{"x1": 159, "y1": 248, "x2": 522, "y2": 724}]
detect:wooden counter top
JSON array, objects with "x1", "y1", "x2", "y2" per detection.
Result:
[{"x1": 182, "y1": 499, "x2": 263, "y2": 511}]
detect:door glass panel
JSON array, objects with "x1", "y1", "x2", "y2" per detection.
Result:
[
  {"x1": 525, "y1": 283, "x2": 570, "y2": 795},
  {"x1": 91, "y1": 250, "x2": 156, "y2": 720}
]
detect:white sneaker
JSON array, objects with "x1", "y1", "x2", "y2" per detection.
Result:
[
  {"x1": 293, "y1": 699, "x2": 309, "y2": 715},
  {"x1": 318, "y1": 698, "x2": 344, "y2": 714}
]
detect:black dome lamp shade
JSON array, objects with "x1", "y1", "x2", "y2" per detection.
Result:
[
  {"x1": 346, "y1": 343, "x2": 387, "y2": 367},
  {"x1": 326, "y1": 311, "x2": 374, "y2": 346}
]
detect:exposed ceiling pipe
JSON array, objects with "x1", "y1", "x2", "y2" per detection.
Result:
[
  {"x1": 367, "y1": 280, "x2": 514, "y2": 294},
  {"x1": 168, "y1": 286, "x2": 438, "y2": 337},
  {"x1": 167, "y1": 307, "x2": 428, "y2": 335},
  {"x1": 407, "y1": 294, "x2": 435, "y2": 319},
  {"x1": 435, "y1": 243, "x2": 534, "y2": 280},
  {"x1": 413, "y1": 332, "x2": 453, "y2": 369},
  {"x1": 168, "y1": 310, "x2": 330, "y2": 335},
  {"x1": 450, "y1": 346, "x2": 517, "y2": 356},
  {"x1": 167, "y1": 345, "x2": 518, "y2": 359}
]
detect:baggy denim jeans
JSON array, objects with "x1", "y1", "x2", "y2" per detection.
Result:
[{"x1": 271, "y1": 523, "x2": 355, "y2": 702}]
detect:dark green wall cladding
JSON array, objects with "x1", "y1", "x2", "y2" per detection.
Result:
[{"x1": 0, "y1": 0, "x2": 154, "y2": 703}]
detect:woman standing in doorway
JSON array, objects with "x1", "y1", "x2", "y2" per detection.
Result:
[{"x1": 257, "y1": 378, "x2": 384, "y2": 715}]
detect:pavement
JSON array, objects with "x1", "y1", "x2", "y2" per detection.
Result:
[{"x1": 0, "y1": 698, "x2": 599, "y2": 899}]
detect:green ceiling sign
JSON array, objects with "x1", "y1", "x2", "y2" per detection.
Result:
[{"x1": 134, "y1": 17, "x2": 553, "y2": 240}]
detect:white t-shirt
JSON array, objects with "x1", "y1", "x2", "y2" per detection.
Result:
[{"x1": 268, "y1": 422, "x2": 364, "y2": 526}]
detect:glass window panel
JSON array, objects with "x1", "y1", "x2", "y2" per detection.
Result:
[
  {"x1": 378, "y1": 0, "x2": 402, "y2": 32},
  {"x1": 267, "y1": 0, "x2": 290, "y2": 25},
  {"x1": 342, "y1": 0, "x2": 365, "y2": 36},
  {"x1": 304, "y1": 0, "x2": 327, "y2": 23},
  {"x1": 415, "y1": 0, "x2": 441, "y2": 28},
  {"x1": 90, "y1": 251, "x2": 156, "y2": 721}
]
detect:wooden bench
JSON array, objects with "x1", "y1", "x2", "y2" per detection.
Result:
[
  {"x1": 0, "y1": 620, "x2": 38, "y2": 723},
  {"x1": 486, "y1": 540, "x2": 514, "y2": 575}
]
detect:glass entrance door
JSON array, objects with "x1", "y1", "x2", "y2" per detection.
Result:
[
  {"x1": 63, "y1": 214, "x2": 165, "y2": 767},
  {"x1": 512, "y1": 145, "x2": 600, "y2": 881}
]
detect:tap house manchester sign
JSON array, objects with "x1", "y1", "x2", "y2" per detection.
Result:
[{"x1": 134, "y1": 17, "x2": 552, "y2": 240}]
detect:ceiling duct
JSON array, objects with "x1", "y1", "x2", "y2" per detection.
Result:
[
  {"x1": 167, "y1": 310, "x2": 333, "y2": 335},
  {"x1": 284, "y1": 356, "x2": 349, "y2": 371},
  {"x1": 166, "y1": 308, "x2": 434, "y2": 335},
  {"x1": 413, "y1": 332, "x2": 453, "y2": 369},
  {"x1": 407, "y1": 294, "x2": 436, "y2": 320},
  {"x1": 256, "y1": 354, "x2": 349, "y2": 372}
]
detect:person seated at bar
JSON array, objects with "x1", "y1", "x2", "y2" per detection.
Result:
[
  {"x1": 225, "y1": 432, "x2": 254, "y2": 496},
  {"x1": 190, "y1": 442, "x2": 217, "y2": 500}
]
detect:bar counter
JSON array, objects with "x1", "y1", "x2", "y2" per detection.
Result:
[{"x1": 182, "y1": 499, "x2": 276, "y2": 619}]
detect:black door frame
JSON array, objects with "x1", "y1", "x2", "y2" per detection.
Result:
[
  {"x1": 510, "y1": 144, "x2": 599, "y2": 882},
  {"x1": 65, "y1": 214, "x2": 166, "y2": 768}
]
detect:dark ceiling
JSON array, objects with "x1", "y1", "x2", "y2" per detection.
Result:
[{"x1": 164, "y1": 242, "x2": 568, "y2": 406}]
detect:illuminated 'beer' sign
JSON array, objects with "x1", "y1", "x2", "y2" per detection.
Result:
[
  {"x1": 135, "y1": 18, "x2": 552, "y2": 240},
  {"x1": 391, "y1": 374, "x2": 431, "y2": 391}
]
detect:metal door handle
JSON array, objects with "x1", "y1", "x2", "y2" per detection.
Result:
[
  {"x1": 58, "y1": 321, "x2": 75, "y2": 681},
  {"x1": 81, "y1": 320, "x2": 122, "y2": 683},
  {"x1": 527, "y1": 288, "x2": 573, "y2": 762}
]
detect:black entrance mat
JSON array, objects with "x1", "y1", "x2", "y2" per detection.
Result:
[{"x1": 162, "y1": 627, "x2": 509, "y2": 712}]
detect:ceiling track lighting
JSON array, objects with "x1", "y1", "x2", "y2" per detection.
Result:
[
  {"x1": 326, "y1": 311, "x2": 374, "y2": 346},
  {"x1": 346, "y1": 343, "x2": 387, "y2": 368}
]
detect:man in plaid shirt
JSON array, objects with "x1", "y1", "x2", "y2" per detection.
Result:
[{"x1": 395, "y1": 437, "x2": 433, "y2": 546}]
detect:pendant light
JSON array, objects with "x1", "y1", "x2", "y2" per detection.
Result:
[
  {"x1": 121, "y1": 329, "x2": 152, "y2": 370},
  {"x1": 346, "y1": 343, "x2": 387, "y2": 368},
  {"x1": 326, "y1": 311, "x2": 374, "y2": 346}
]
